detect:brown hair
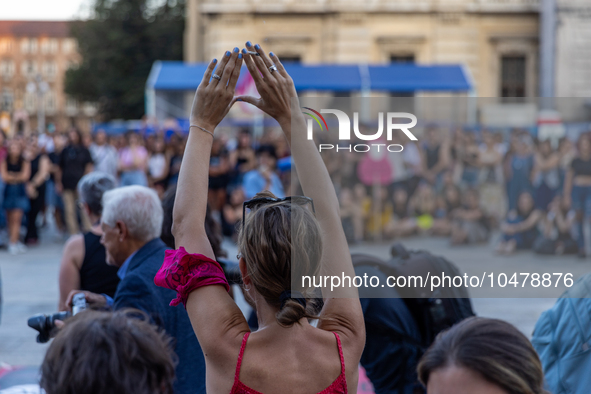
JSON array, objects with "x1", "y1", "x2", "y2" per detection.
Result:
[
  {"x1": 418, "y1": 317, "x2": 548, "y2": 394},
  {"x1": 40, "y1": 309, "x2": 176, "y2": 394},
  {"x1": 238, "y1": 190, "x2": 322, "y2": 327}
]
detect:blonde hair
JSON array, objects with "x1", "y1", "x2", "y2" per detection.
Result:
[{"x1": 238, "y1": 191, "x2": 322, "y2": 327}]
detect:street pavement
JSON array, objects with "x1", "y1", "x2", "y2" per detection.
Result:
[{"x1": 0, "y1": 230, "x2": 588, "y2": 367}]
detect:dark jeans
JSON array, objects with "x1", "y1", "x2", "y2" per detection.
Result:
[{"x1": 25, "y1": 185, "x2": 46, "y2": 242}]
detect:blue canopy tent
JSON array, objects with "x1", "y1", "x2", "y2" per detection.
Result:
[
  {"x1": 146, "y1": 61, "x2": 471, "y2": 92},
  {"x1": 139, "y1": 61, "x2": 472, "y2": 132},
  {"x1": 367, "y1": 64, "x2": 471, "y2": 92}
]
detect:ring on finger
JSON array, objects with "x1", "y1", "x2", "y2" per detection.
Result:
[
  {"x1": 212, "y1": 73, "x2": 221, "y2": 80},
  {"x1": 269, "y1": 65, "x2": 278, "y2": 73}
]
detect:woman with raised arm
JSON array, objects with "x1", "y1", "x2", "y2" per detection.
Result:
[{"x1": 155, "y1": 44, "x2": 365, "y2": 393}]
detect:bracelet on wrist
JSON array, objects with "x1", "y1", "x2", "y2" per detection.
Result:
[{"x1": 189, "y1": 124, "x2": 214, "y2": 138}]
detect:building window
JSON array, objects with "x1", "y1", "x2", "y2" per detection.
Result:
[
  {"x1": 500, "y1": 55, "x2": 526, "y2": 97},
  {"x1": 45, "y1": 91, "x2": 57, "y2": 114},
  {"x1": 41, "y1": 39, "x2": 59, "y2": 54},
  {"x1": 21, "y1": 60, "x2": 38, "y2": 78},
  {"x1": 30, "y1": 38, "x2": 38, "y2": 53},
  {"x1": 1, "y1": 88, "x2": 13, "y2": 111},
  {"x1": 390, "y1": 54, "x2": 415, "y2": 99},
  {"x1": 278, "y1": 55, "x2": 301, "y2": 63},
  {"x1": 62, "y1": 39, "x2": 77, "y2": 54},
  {"x1": 0, "y1": 59, "x2": 15, "y2": 78},
  {"x1": 20, "y1": 38, "x2": 29, "y2": 54},
  {"x1": 20, "y1": 38, "x2": 38, "y2": 54},
  {"x1": 49, "y1": 38, "x2": 59, "y2": 53},
  {"x1": 25, "y1": 92, "x2": 36, "y2": 113},
  {"x1": 390, "y1": 54, "x2": 415, "y2": 63},
  {"x1": 41, "y1": 40, "x2": 50, "y2": 54},
  {"x1": 43, "y1": 61, "x2": 58, "y2": 79},
  {"x1": 0, "y1": 39, "x2": 13, "y2": 54}
]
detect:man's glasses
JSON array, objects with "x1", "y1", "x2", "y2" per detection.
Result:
[{"x1": 242, "y1": 196, "x2": 315, "y2": 229}]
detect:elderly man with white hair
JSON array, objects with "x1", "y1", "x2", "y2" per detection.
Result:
[{"x1": 64, "y1": 185, "x2": 206, "y2": 394}]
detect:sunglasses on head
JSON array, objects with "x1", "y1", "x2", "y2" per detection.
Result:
[{"x1": 242, "y1": 196, "x2": 315, "y2": 229}]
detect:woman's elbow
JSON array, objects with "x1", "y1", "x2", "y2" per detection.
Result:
[{"x1": 171, "y1": 218, "x2": 184, "y2": 240}]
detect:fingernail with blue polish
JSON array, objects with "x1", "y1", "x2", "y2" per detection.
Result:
[
  {"x1": 225, "y1": 51, "x2": 230, "y2": 56},
  {"x1": 255, "y1": 44, "x2": 260, "y2": 50},
  {"x1": 233, "y1": 47, "x2": 239, "y2": 53},
  {"x1": 237, "y1": 98, "x2": 242, "y2": 101},
  {"x1": 238, "y1": 53, "x2": 243, "y2": 59},
  {"x1": 269, "y1": 52, "x2": 274, "y2": 57},
  {"x1": 246, "y1": 41, "x2": 252, "y2": 47},
  {"x1": 242, "y1": 48, "x2": 247, "y2": 54},
  {"x1": 212, "y1": 58, "x2": 217, "y2": 63}
]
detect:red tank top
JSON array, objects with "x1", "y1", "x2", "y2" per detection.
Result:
[{"x1": 229, "y1": 332, "x2": 348, "y2": 394}]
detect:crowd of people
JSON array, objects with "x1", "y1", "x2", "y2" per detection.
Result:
[
  {"x1": 0, "y1": 43, "x2": 588, "y2": 394},
  {"x1": 0, "y1": 121, "x2": 293, "y2": 253},
  {"x1": 2, "y1": 117, "x2": 589, "y2": 258},
  {"x1": 331, "y1": 126, "x2": 588, "y2": 257},
  {"x1": 34, "y1": 44, "x2": 553, "y2": 394}
]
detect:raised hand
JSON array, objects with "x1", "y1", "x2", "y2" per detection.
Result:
[
  {"x1": 236, "y1": 42, "x2": 299, "y2": 127},
  {"x1": 190, "y1": 47, "x2": 243, "y2": 131}
]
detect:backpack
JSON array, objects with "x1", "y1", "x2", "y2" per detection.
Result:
[
  {"x1": 352, "y1": 242, "x2": 475, "y2": 348},
  {"x1": 532, "y1": 273, "x2": 591, "y2": 394}
]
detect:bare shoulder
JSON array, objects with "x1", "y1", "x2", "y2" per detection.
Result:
[
  {"x1": 62, "y1": 234, "x2": 85, "y2": 269},
  {"x1": 317, "y1": 299, "x2": 366, "y2": 368},
  {"x1": 203, "y1": 328, "x2": 248, "y2": 393},
  {"x1": 64, "y1": 234, "x2": 84, "y2": 250},
  {"x1": 236, "y1": 326, "x2": 358, "y2": 394}
]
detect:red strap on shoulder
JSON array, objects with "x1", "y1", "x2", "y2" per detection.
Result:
[
  {"x1": 234, "y1": 332, "x2": 251, "y2": 381},
  {"x1": 333, "y1": 332, "x2": 345, "y2": 376}
]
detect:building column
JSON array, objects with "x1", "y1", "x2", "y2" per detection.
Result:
[{"x1": 540, "y1": 0, "x2": 556, "y2": 106}]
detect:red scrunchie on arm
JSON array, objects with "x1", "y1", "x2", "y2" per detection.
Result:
[{"x1": 154, "y1": 247, "x2": 230, "y2": 308}]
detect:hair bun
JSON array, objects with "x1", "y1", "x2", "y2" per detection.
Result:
[{"x1": 279, "y1": 290, "x2": 306, "y2": 309}]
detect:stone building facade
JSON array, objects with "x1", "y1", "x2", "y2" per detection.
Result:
[
  {"x1": 555, "y1": 0, "x2": 591, "y2": 98},
  {"x1": 184, "y1": 0, "x2": 541, "y2": 98}
]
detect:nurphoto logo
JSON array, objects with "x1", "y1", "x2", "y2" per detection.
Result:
[{"x1": 303, "y1": 108, "x2": 418, "y2": 153}]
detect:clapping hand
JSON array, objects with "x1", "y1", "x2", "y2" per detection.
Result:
[{"x1": 190, "y1": 48, "x2": 243, "y2": 132}]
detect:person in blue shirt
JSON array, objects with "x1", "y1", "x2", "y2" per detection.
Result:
[
  {"x1": 242, "y1": 144, "x2": 285, "y2": 199},
  {"x1": 63, "y1": 185, "x2": 206, "y2": 394}
]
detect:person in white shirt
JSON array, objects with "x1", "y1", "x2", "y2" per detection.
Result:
[
  {"x1": 89, "y1": 130, "x2": 118, "y2": 180},
  {"x1": 147, "y1": 136, "x2": 169, "y2": 197}
]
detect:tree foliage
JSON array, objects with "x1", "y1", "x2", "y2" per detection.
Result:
[{"x1": 65, "y1": 0, "x2": 185, "y2": 120}]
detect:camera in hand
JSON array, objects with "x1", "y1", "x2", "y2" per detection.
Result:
[{"x1": 28, "y1": 293, "x2": 87, "y2": 343}]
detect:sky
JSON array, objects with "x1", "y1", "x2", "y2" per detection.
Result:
[{"x1": 0, "y1": 0, "x2": 90, "y2": 20}]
